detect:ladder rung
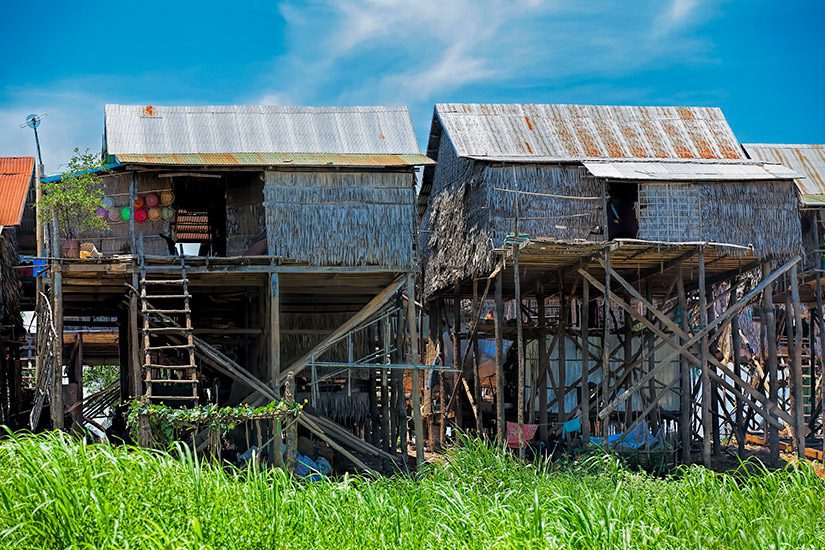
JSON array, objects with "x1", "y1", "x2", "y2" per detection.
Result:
[
  {"x1": 144, "y1": 327, "x2": 191, "y2": 333},
  {"x1": 143, "y1": 294, "x2": 191, "y2": 299},
  {"x1": 147, "y1": 379, "x2": 197, "y2": 384},
  {"x1": 145, "y1": 364, "x2": 196, "y2": 369},
  {"x1": 147, "y1": 395, "x2": 199, "y2": 401},
  {"x1": 142, "y1": 279, "x2": 187, "y2": 285},
  {"x1": 145, "y1": 344, "x2": 194, "y2": 351},
  {"x1": 143, "y1": 309, "x2": 190, "y2": 314}
]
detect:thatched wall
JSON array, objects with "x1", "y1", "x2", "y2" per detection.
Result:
[
  {"x1": 638, "y1": 180, "x2": 802, "y2": 260},
  {"x1": 0, "y1": 231, "x2": 21, "y2": 326},
  {"x1": 264, "y1": 170, "x2": 415, "y2": 268},
  {"x1": 422, "y1": 150, "x2": 603, "y2": 295}
]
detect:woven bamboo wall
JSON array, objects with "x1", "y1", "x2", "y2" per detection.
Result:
[{"x1": 264, "y1": 170, "x2": 415, "y2": 268}]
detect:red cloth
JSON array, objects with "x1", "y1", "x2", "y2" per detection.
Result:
[{"x1": 506, "y1": 421, "x2": 538, "y2": 448}]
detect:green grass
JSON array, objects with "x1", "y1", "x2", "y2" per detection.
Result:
[{"x1": 0, "y1": 432, "x2": 822, "y2": 549}]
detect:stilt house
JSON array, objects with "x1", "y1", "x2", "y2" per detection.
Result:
[
  {"x1": 419, "y1": 103, "x2": 808, "y2": 466},
  {"x1": 37, "y1": 105, "x2": 434, "y2": 471}
]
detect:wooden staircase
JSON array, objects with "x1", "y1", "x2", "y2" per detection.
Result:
[{"x1": 140, "y1": 256, "x2": 199, "y2": 404}]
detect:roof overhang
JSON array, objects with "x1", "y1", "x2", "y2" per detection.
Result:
[
  {"x1": 582, "y1": 160, "x2": 799, "y2": 181},
  {"x1": 114, "y1": 152, "x2": 434, "y2": 168}
]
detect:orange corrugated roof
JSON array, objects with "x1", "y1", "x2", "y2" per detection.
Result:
[{"x1": 0, "y1": 157, "x2": 34, "y2": 226}]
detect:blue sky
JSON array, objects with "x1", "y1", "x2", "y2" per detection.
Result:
[{"x1": 1, "y1": 0, "x2": 823, "y2": 173}]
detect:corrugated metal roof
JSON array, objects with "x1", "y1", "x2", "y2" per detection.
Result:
[
  {"x1": 434, "y1": 103, "x2": 747, "y2": 161},
  {"x1": 114, "y1": 152, "x2": 433, "y2": 167},
  {"x1": 104, "y1": 105, "x2": 423, "y2": 161},
  {"x1": 743, "y1": 143, "x2": 825, "y2": 205},
  {"x1": 0, "y1": 157, "x2": 34, "y2": 226},
  {"x1": 583, "y1": 160, "x2": 797, "y2": 181}
]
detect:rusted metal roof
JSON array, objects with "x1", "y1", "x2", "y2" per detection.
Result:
[
  {"x1": 104, "y1": 105, "x2": 425, "y2": 164},
  {"x1": 583, "y1": 159, "x2": 797, "y2": 181},
  {"x1": 114, "y1": 152, "x2": 433, "y2": 167},
  {"x1": 0, "y1": 157, "x2": 34, "y2": 226},
  {"x1": 433, "y1": 103, "x2": 747, "y2": 162},
  {"x1": 743, "y1": 144, "x2": 825, "y2": 206}
]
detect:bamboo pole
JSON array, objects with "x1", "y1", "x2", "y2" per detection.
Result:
[
  {"x1": 581, "y1": 277, "x2": 591, "y2": 445},
  {"x1": 407, "y1": 273, "x2": 425, "y2": 467},
  {"x1": 698, "y1": 246, "x2": 712, "y2": 467},
  {"x1": 790, "y1": 263, "x2": 806, "y2": 458},
  {"x1": 494, "y1": 270, "x2": 505, "y2": 445}
]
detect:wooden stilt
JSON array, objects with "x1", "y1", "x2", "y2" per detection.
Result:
[
  {"x1": 698, "y1": 246, "x2": 712, "y2": 467},
  {"x1": 284, "y1": 372, "x2": 297, "y2": 473},
  {"x1": 407, "y1": 273, "x2": 425, "y2": 467},
  {"x1": 472, "y1": 278, "x2": 482, "y2": 433},
  {"x1": 494, "y1": 270, "x2": 505, "y2": 445},
  {"x1": 677, "y1": 267, "x2": 691, "y2": 464},
  {"x1": 393, "y1": 300, "x2": 407, "y2": 466},
  {"x1": 558, "y1": 274, "x2": 567, "y2": 434},
  {"x1": 730, "y1": 287, "x2": 745, "y2": 457},
  {"x1": 452, "y1": 285, "x2": 463, "y2": 431},
  {"x1": 707, "y1": 286, "x2": 721, "y2": 457},
  {"x1": 762, "y1": 261, "x2": 780, "y2": 464},
  {"x1": 790, "y1": 263, "x2": 806, "y2": 458},
  {"x1": 581, "y1": 276, "x2": 591, "y2": 446},
  {"x1": 601, "y1": 249, "x2": 611, "y2": 442},
  {"x1": 623, "y1": 309, "x2": 633, "y2": 430},
  {"x1": 381, "y1": 316, "x2": 391, "y2": 454},
  {"x1": 269, "y1": 273, "x2": 283, "y2": 468},
  {"x1": 513, "y1": 245, "x2": 526, "y2": 459},
  {"x1": 537, "y1": 282, "x2": 548, "y2": 443},
  {"x1": 437, "y1": 299, "x2": 446, "y2": 449},
  {"x1": 51, "y1": 265, "x2": 64, "y2": 430}
]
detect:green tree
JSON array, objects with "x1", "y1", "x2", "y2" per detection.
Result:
[{"x1": 39, "y1": 148, "x2": 109, "y2": 240}]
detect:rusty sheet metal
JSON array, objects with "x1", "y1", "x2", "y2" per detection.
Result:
[
  {"x1": 743, "y1": 144, "x2": 825, "y2": 205},
  {"x1": 0, "y1": 157, "x2": 34, "y2": 226},
  {"x1": 434, "y1": 103, "x2": 747, "y2": 162},
  {"x1": 104, "y1": 104, "x2": 424, "y2": 158},
  {"x1": 583, "y1": 159, "x2": 797, "y2": 181},
  {"x1": 115, "y1": 152, "x2": 433, "y2": 167}
]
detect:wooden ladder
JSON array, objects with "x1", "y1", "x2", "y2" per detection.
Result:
[{"x1": 140, "y1": 255, "x2": 199, "y2": 405}]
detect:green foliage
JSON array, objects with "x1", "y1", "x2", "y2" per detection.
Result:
[
  {"x1": 126, "y1": 399, "x2": 302, "y2": 446},
  {"x1": 0, "y1": 432, "x2": 822, "y2": 548},
  {"x1": 84, "y1": 364, "x2": 119, "y2": 395},
  {"x1": 39, "y1": 148, "x2": 109, "y2": 240}
]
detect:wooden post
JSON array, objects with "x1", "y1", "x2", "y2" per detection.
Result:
[
  {"x1": 381, "y1": 316, "x2": 391, "y2": 454},
  {"x1": 790, "y1": 263, "x2": 806, "y2": 458},
  {"x1": 581, "y1": 276, "x2": 591, "y2": 445},
  {"x1": 623, "y1": 309, "x2": 633, "y2": 429},
  {"x1": 452, "y1": 285, "x2": 463, "y2": 430},
  {"x1": 537, "y1": 282, "x2": 548, "y2": 443},
  {"x1": 513, "y1": 245, "x2": 526, "y2": 459},
  {"x1": 436, "y1": 299, "x2": 446, "y2": 449},
  {"x1": 471, "y1": 278, "x2": 482, "y2": 433},
  {"x1": 284, "y1": 372, "x2": 297, "y2": 473},
  {"x1": 698, "y1": 246, "x2": 712, "y2": 467},
  {"x1": 730, "y1": 288, "x2": 745, "y2": 457},
  {"x1": 269, "y1": 273, "x2": 283, "y2": 468},
  {"x1": 51, "y1": 264, "x2": 64, "y2": 430},
  {"x1": 601, "y1": 249, "x2": 611, "y2": 442},
  {"x1": 762, "y1": 262, "x2": 780, "y2": 463},
  {"x1": 677, "y1": 268, "x2": 691, "y2": 464},
  {"x1": 71, "y1": 334, "x2": 84, "y2": 428},
  {"x1": 406, "y1": 273, "x2": 425, "y2": 467},
  {"x1": 646, "y1": 285, "x2": 659, "y2": 433},
  {"x1": 558, "y1": 274, "x2": 567, "y2": 432},
  {"x1": 707, "y1": 286, "x2": 721, "y2": 457},
  {"x1": 494, "y1": 270, "x2": 505, "y2": 445},
  {"x1": 394, "y1": 302, "x2": 407, "y2": 466}
]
